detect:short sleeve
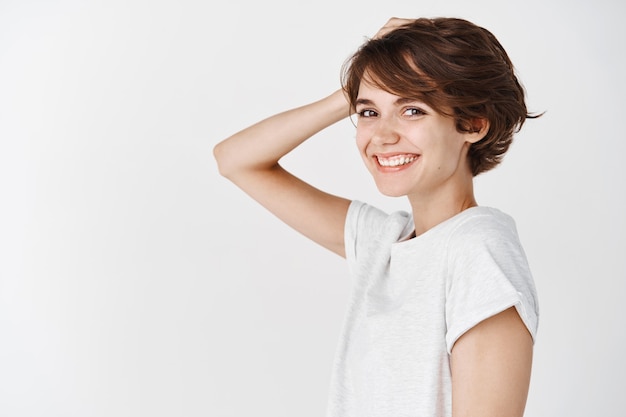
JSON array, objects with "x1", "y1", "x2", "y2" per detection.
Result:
[
  {"x1": 444, "y1": 212, "x2": 539, "y2": 354},
  {"x1": 344, "y1": 200, "x2": 412, "y2": 280},
  {"x1": 344, "y1": 200, "x2": 366, "y2": 268}
]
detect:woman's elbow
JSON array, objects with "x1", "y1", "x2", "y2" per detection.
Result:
[{"x1": 213, "y1": 140, "x2": 234, "y2": 179}]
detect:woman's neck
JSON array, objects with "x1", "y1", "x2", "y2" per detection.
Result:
[{"x1": 407, "y1": 181, "x2": 477, "y2": 237}]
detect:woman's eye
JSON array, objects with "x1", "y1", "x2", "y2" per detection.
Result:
[
  {"x1": 358, "y1": 109, "x2": 378, "y2": 118},
  {"x1": 403, "y1": 107, "x2": 425, "y2": 117}
]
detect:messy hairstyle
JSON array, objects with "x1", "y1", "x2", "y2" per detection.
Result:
[{"x1": 342, "y1": 17, "x2": 539, "y2": 176}]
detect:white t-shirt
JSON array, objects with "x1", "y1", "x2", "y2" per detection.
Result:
[{"x1": 326, "y1": 201, "x2": 539, "y2": 417}]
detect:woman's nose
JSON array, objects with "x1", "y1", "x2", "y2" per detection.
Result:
[{"x1": 371, "y1": 118, "x2": 401, "y2": 146}]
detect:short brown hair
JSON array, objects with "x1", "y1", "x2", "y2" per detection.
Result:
[{"x1": 342, "y1": 17, "x2": 539, "y2": 176}]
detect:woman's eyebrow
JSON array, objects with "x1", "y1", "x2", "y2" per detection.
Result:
[
  {"x1": 395, "y1": 97, "x2": 423, "y2": 105},
  {"x1": 355, "y1": 97, "x2": 423, "y2": 107},
  {"x1": 355, "y1": 98, "x2": 374, "y2": 107}
]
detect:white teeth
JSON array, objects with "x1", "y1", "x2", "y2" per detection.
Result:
[{"x1": 376, "y1": 155, "x2": 417, "y2": 167}]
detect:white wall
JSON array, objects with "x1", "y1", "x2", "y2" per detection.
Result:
[{"x1": 1, "y1": 0, "x2": 624, "y2": 416}]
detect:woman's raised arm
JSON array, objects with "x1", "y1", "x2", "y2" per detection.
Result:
[{"x1": 213, "y1": 89, "x2": 352, "y2": 257}]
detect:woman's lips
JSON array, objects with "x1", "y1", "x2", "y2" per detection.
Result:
[{"x1": 375, "y1": 154, "x2": 419, "y2": 168}]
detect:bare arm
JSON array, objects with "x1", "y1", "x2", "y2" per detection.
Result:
[
  {"x1": 451, "y1": 307, "x2": 534, "y2": 417},
  {"x1": 213, "y1": 89, "x2": 352, "y2": 257}
]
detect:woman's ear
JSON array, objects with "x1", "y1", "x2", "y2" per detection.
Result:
[{"x1": 465, "y1": 118, "x2": 490, "y2": 144}]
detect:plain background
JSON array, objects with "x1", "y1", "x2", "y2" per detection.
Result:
[{"x1": 1, "y1": 0, "x2": 625, "y2": 416}]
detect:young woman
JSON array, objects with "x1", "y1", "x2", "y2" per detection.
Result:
[{"x1": 214, "y1": 17, "x2": 539, "y2": 417}]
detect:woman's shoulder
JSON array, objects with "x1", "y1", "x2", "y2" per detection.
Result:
[
  {"x1": 445, "y1": 206, "x2": 528, "y2": 268},
  {"x1": 448, "y1": 206, "x2": 519, "y2": 241}
]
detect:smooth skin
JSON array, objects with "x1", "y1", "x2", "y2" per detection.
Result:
[{"x1": 214, "y1": 17, "x2": 533, "y2": 417}]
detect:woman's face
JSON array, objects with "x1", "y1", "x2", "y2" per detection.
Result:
[{"x1": 354, "y1": 79, "x2": 481, "y2": 201}]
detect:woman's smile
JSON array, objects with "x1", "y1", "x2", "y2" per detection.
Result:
[{"x1": 375, "y1": 153, "x2": 420, "y2": 169}]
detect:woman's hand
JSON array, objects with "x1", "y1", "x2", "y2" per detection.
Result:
[{"x1": 372, "y1": 17, "x2": 414, "y2": 39}]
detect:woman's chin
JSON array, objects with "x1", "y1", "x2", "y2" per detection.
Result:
[{"x1": 375, "y1": 184, "x2": 410, "y2": 198}]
